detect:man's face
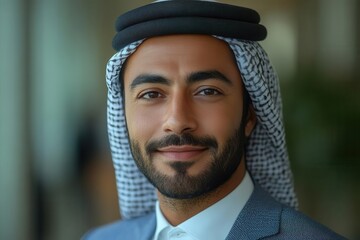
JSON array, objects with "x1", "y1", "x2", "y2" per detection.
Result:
[{"x1": 123, "y1": 35, "x2": 254, "y2": 199}]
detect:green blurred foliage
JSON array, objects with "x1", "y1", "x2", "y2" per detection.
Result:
[
  {"x1": 282, "y1": 72, "x2": 360, "y2": 176},
  {"x1": 281, "y1": 72, "x2": 360, "y2": 238}
]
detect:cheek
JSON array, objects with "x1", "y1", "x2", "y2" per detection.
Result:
[
  {"x1": 196, "y1": 103, "x2": 242, "y2": 140},
  {"x1": 125, "y1": 105, "x2": 163, "y2": 144}
]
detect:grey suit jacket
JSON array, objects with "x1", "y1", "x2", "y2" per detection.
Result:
[{"x1": 83, "y1": 185, "x2": 346, "y2": 240}]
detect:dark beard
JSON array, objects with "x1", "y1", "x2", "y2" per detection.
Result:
[{"x1": 129, "y1": 121, "x2": 246, "y2": 200}]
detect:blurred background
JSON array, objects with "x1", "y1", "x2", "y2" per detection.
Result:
[{"x1": 0, "y1": 0, "x2": 359, "y2": 239}]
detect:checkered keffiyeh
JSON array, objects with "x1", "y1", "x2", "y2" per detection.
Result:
[{"x1": 106, "y1": 37, "x2": 298, "y2": 219}]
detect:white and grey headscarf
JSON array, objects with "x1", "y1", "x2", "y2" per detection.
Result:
[{"x1": 106, "y1": 1, "x2": 298, "y2": 219}]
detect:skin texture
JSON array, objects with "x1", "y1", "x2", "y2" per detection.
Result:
[{"x1": 123, "y1": 35, "x2": 256, "y2": 225}]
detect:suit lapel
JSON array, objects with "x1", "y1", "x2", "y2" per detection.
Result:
[
  {"x1": 226, "y1": 184, "x2": 282, "y2": 240},
  {"x1": 141, "y1": 213, "x2": 156, "y2": 240},
  {"x1": 125, "y1": 212, "x2": 156, "y2": 240}
]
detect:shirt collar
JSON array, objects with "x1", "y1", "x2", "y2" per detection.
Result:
[{"x1": 153, "y1": 171, "x2": 254, "y2": 240}]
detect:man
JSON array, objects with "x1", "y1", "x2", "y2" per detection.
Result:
[{"x1": 83, "y1": 1, "x2": 345, "y2": 239}]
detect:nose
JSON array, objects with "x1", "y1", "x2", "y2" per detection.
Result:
[{"x1": 162, "y1": 93, "x2": 197, "y2": 134}]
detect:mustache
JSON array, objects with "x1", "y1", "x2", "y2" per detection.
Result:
[{"x1": 146, "y1": 133, "x2": 218, "y2": 154}]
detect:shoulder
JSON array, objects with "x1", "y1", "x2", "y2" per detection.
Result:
[
  {"x1": 236, "y1": 184, "x2": 346, "y2": 239},
  {"x1": 277, "y1": 206, "x2": 347, "y2": 239},
  {"x1": 82, "y1": 212, "x2": 156, "y2": 240}
]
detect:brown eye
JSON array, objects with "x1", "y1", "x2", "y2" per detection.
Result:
[
  {"x1": 197, "y1": 88, "x2": 222, "y2": 96},
  {"x1": 139, "y1": 91, "x2": 164, "y2": 100}
]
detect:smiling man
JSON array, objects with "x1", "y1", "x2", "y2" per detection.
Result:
[
  {"x1": 83, "y1": 1, "x2": 345, "y2": 239},
  {"x1": 124, "y1": 36, "x2": 254, "y2": 211}
]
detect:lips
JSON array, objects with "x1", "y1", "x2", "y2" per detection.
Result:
[{"x1": 156, "y1": 145, "x2": 207, "y2": 161}]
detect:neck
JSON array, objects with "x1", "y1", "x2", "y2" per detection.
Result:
[{"x1": 158, "y1": 160, "x2": 246, "y2": 226}]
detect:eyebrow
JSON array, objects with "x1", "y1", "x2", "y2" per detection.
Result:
[
  {"x1": 187, "y1": 70, "x2": 232, "y2": 85},
  {"x1": 129, "y1": 70, "x2": 232, "y2": 90},
  {"x1": 130, "y1": 74, "x2": 170, "y2": 90}
]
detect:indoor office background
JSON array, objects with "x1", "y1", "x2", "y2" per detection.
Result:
[{"x1": 0, "y1": 0, "x2": 359, "y2": 239}]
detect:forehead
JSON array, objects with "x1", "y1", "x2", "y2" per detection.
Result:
[{"x1": 123, "y1": 35, "x2": 238, "y2": 78}]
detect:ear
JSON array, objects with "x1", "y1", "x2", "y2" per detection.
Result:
[{"x1": 244, "y1": 104, "x2": 257, "y2": 137}]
